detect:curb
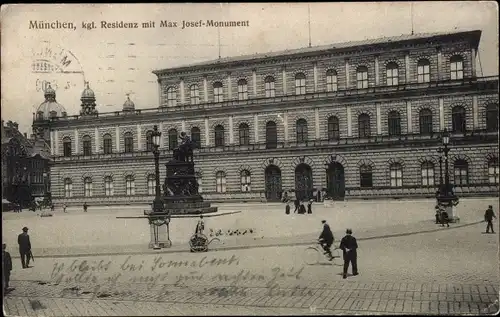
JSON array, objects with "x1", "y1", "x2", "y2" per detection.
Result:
[{"x1": 12, "y1": 220, "x2": 485, "y2": 259}]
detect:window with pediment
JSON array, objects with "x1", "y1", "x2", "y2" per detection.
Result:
[
  {"x1": 326, "y1": 70, "x2": 338, "y2": 92},
  {"x1": 386, "y1": 62, "x2": 399, "y2": 86},
  {"x1": 168, "y1": 128, "x2": 178, "y2": 150},
  {"x1": 356, "y1": 66, "x2": 368, "y2": 89},
  {"x1": 191, "y1": 127, "x2": 201, "y2": 148},
  {"x1": 295, "y1": 73, "x2": 306, "y2": 95},
  {"x1": 103, "y1": 134, "x2": 112, "y2": 154},
  {"x1": 238, "y1": 123, "x2": 250, "y2": 145},
  {"x1": 237, "y1": 79, "x2": 248, "y2": 100},
  {"x1": 167, "y1": 87, "x2": 177, "y2": 107},
  {"x1": 213, "y1": 81, "x2": 223, "y2": 102},
  {"x1": 265, "y1": 76, "x2": 275, "y2": 97},
  {"x1": 82, "y1": 135, "x2": 92, "y2": 156},
  {"x1": 63, "y1": 137, "x2": 72, "y2": 157},
  {"x1": 450, "y1": 55, "x2": 463, "y2": 80},
  {"x1": 124, "y1": 132, "x2": 133, "y2": 153},
  {"x1": 417, "y1": 59, "x2": 430, "y2": 83},
  {"x1": 190, "y1": 84, "x2": 199, "y2": 105},
  {"x1": 214, "y1": 125, "x2": 225, "y2": 147}
]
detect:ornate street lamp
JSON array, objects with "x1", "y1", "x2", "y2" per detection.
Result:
[
  {"x1": 147, "y1": 125, "x2": 169, "y2": 249},
  {"x1": 436, "y1": 128, "x2": 459, "y2": 221}
]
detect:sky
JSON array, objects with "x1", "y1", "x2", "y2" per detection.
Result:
[{"x1": 1, "y1": 2, "x2": 498, "y2": 135}]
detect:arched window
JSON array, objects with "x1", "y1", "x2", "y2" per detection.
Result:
[
  {"x1": 104, "y1": 176, "x2": 113, "y2": 196},
  {"x1": 386, "y1": 62, "x2": 399, "y2": 86},
  {"x1": 191, "y1": 127, "x2": 201, "y2": 148},
  {"x1": 126, "y1": 175, "x2": 135, "y2": 195},
  {"x1": 388, "y1": 111, "x2": 401, "y2": 136},
  {"x1": 216, "y1": 171, "x2": 226, "y2": 193},
  {"x1": 264, "y1": 76, "x2": 275, "y2": 98},
  {"x1": 451, "y1": 106, "x2": 466, "y2": 133},
  {"x1": 486, "y1": 103, "x2": 499, "y2": 132},
  {"x1": 454, "y1": 159, "x2": 468, "y2": 185},
  {"x1": 82, "y1": 135, "x2": 92, "y2": 156},
  {"x1": 124, "y1": 132, "x2": 134, "y2": 153},
  {"x1": 63, "y1": 137, "x2": 72, "y2": 157},
  {"x1": 214, "y1": 125, "x2": 225, "y2": 147},
  {"x1": 103, "y1": 133, "x2": 112, "y2": 154},
  {"x1": 213, "y1": 81, "x2": 223, "y2": 102},
  {"x1": 84, "y1": 177, "x2": 92, "y2": 197},
  {"x1": 147, "y1": 174, "x2": 156, "y2": 195},
  {"x1": 358, "y1": 114, "x2": 371, "y2": 137},
  {"x1": 390, "y1": 163, "x2": 403, "y2": 187},
  {"x1": 450, "y1": 55, "x2": 464, "y2": 80},
  {"x1": 64, "y1": 178, "x2": 72, "y2": 198},
  {"x1": 421, "y1": 162, "x2": 435, "y2": 186},
  {"x1": 326, "y1": 70, "x2": 338, "y2": 92},
  {"x1": 488, "y1": 157, "x2": 499, "y2": 184},
  {"x1": 168, "y1": 128, "x2": 178, "y2": 150},
  {"x1": 237, "y1": 79, "x2": 248, "y2": 100},
  {"x1": 356, "y1": 66, "x2": 368, "y2": 89},
  {"x1": 167, "y1": 87, "x2": 177, "y2": 107},
  {"x1": 190, "y1": 84, "x2": 199, "y2": 105},
  {"x1": 296, "y1": 119, "x2": 308, "y2": 143},
  {"x1": 417, "y1": 59, "x2": 430, "y2": 83},
  {"x1": 266, "y1": 121, "x2": 277, "y2": 149},
  {"x1": 146, "y1": 130, "x2": 154, "y2": 151},
  {"x1": 359, "y1": 165, "x2": 373, "y2": 188},
  {"x1": 327, "y1": 116, "x2": 340, "y2": 140},
  {"x1": 419, "y1": 108, "x2": 433, "y2": 134},
  {"x1": 240, "y1": 170, "x2": 251, "y2": 192},
  {"x1": 295, "y1": 73, "x2": 306, "y2": 95},
  {"x1": 238, "y1": 123, "x2": 250, "y2": 145}
]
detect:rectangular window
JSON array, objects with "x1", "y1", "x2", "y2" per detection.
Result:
[
  {"x1": 103, "y1": 139, "x2": 112, "y2": 154},
  {"x1": 63, "y1": 143, "x2": 72, "y2": 157},
  {"x1": 417, "y1": 65, "x2": 430, "y2": 83},
  {"x1": 84, "y1": 182, "x2": 92, "y2": 197},
  {"x1": 488, "y1": 165, "x2": 499, "y2": 184},
  {"x1": 421, "y1": 168, "x2": 434, "y2": 186},
  {"x1": 65, "y1": 183, "x2": 72, "y2": 198},
  {"x1": 265, "y1": 81, "x2": 275, "y2": 98},
  {"x1": 126, "y1": 180, "x2": 135, "y2": 195},
  {"x1": 390, "y1": 167, "x2": 403, "y2": 187}
]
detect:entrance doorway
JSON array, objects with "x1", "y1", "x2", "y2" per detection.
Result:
[
  {"x1": 265, "y1": 165, "x2": 282, "y2": 201},
  {"x1": 295, "y1": 164, "x2": 313, "y2": 201},
  {"x1": 326, "y1": 162, "x2": 345, "y2": 200}
]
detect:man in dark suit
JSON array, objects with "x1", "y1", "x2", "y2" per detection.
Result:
[
  {"x1": 3, "y1": 243, "x2": 12, "y2": 291},
  {"x1": 484, "y1": 205, "x2": 496, "y2": 234},
  {"x1": 318, "y1": 220, "x2": 334, "y2": 259},
  {"x1": 18, "y1": 227, "x2": 32, "y2": 268},
  {"x1": 340, "y1": 228, "x2": 358, "y2": 279}
]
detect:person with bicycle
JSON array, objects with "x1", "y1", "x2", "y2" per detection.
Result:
[{"x1": 318, "y1": 220, "x2": 334, "y2": 260}]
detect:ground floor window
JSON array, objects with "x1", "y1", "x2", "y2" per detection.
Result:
[{"x1": 126, "y1": 176, "x2": 135, "y2": 195}]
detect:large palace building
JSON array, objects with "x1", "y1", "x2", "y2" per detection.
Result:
[{"x1": 32, "y1": 30, "x2": 499, "y2": 206}]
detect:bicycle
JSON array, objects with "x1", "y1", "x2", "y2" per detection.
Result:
[{"x1": 303, "y1": 241, "x2": 342, "y2": 266}]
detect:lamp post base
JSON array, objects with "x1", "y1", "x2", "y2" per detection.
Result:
[{"x1": 148, "y1": 222, "x2": 172, "y2": 249}]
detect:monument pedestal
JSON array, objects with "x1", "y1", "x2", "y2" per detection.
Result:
[{"x1": 148, "y1": 222, "x2": 172, "y2": 249}]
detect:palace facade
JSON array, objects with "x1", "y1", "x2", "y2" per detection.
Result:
[{"x1": 33, "y1": 30, "x2": 499, "y2": 206}]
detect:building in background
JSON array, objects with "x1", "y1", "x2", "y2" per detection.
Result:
[
  {"x1": 1, "y1": 120, "x2": 51, "y2": 207},
  {"x1": 37, "y1": 29, "x2": 498, "y2": 206}
]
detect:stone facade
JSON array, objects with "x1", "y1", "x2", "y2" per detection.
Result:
[{"x1": 33, "y1": 30, "x2": 499, "y2": 205}]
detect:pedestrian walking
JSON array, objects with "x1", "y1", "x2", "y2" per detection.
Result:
[
  {"x1": 3, "y1": 243, "x2": 12, "y2": 291},
  {"x1": 339, "y1": 228, "x2": 358, "y2": 279},
  {"x1": 17, "y1": 227, "x2": 32, "y2": 269},
  {"x1": 63, "y1": 203, "x2": 67, "y2": 213},
  {"x1": 50, "y1": 204, "x2": 55, "y2": 212},
  {"x1": 307, "y1": 199, "x2": 313, "y2": 214},
  {"x1": 285, "y1": 200, "x2": 290, "y2": 215},
  {"x1": 435, "y1": 205, "x2": 441, "y2": 224},
  {"x1": 318, "y1": 220, "x2": 334, "y2": 259},
  {"x1": 484, "y1": 205, "x2": 496, "y2": 234},
  {"x1": 293, "y1": 199, "x2": 300, "y2": 213},
  {"x1": 83, "y1": 202, "x2": 88, "y2": 212}
]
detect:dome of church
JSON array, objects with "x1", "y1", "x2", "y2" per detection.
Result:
[
  {"x1": 35, "y1": 85, "x2": 67, "y2": 120},
  {"x1": 81, "y1": 82, "x2": 95, "y2": 100},
  {"x1": 123, "y1": 96, "x2": 135, "y2": 111}
]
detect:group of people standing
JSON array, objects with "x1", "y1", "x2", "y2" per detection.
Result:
[{"x1": 284, "y1": 198, "x2": 314, "y2": 215}]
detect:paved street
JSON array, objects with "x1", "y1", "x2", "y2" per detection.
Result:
[
  {"x1": 4, "y1": 218, "x2": 499, "y2": 316},
  {"x1": 2, "y1": 198, "x2": 497, "y2": 257}
]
